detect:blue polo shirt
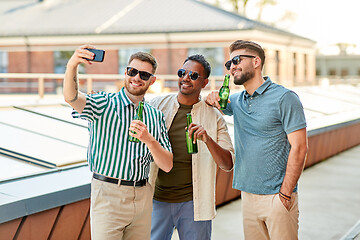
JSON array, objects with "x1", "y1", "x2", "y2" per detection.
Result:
[{"x1": 223, "y1": 77, "x2": 306, "y2": 194}]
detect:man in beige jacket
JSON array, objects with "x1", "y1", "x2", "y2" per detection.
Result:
[{"x1": 149, "y1": 54, "x2": 234, "y2": 240}]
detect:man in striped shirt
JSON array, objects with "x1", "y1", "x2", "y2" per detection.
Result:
[{"x1": 63, "y1": 45, "x2": 173, "y2": 240}]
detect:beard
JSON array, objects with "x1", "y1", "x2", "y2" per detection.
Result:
[
  {"x1": 125, "y1": 80, "x2": 149, "y2": 96},
  {"x1": 233, "y1": 70, "x2": 254, "y2": 85}
]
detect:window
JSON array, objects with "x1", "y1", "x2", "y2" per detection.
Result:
[
  {"x1": 304, "y1": 54, "x2": 307, "y2": 78},
  {"x1": 341, "y1": 69, "x2": 348, "y2": 77},
  {"x1": 329, "y1": 69, "x2": 336, "y2": 76},
  {"x1": 275, "y1": 50, "x2": 280, "y2": 76},
  {"x1": 188, "y1": 48, "x2": 224, "y2": 76},
  {"x1": 118, "y1": 48, "x2": 151, "y2": 74},
  {"x1": 0, "y1": 51, "x2": 8, "y2": 73},
  {"x1": 54, "y1": 51, "x2": 85, "y2": 74},
  {"x1": 262, "y1": 48, "x2": 267, "y2": 74},
  {"x1": 293, "y1": 53, "x2": 297, "y2": 78}
]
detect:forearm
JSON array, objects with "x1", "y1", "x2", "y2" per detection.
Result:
[
  {"x1": 146, "y1": 137, "x2": 173, "y2": 173},
  {"x1": 205, "y1": 137, "x2": 233, "y2": 171},
  {"x1": 63, "y1": 64, "x2": 86, "y2": 113},
  {"x1": 64, "y1": 64, "x2": 78, "y2": 100},
  {"x1": 280, "y1": 145, "x2": 307, "y2": 195}
]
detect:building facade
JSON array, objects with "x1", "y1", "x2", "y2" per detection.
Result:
[{"x1": 0, "y1": 0, "x2": 316, "y2": 93}]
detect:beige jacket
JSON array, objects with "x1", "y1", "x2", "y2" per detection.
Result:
[{"x1": 149, "y1": 94, "x2": 235, "y2": 221}]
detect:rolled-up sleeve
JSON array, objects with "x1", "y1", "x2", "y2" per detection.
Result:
[
  {"x1": 72, "y1": 92, "x2": 109, "y2": 122},
  {"x1": 215, "y1": 111, "x2": 235, "y2": 171},
  {"x1": 157, "y1": 112, "x2": 172, "y2": 153}
]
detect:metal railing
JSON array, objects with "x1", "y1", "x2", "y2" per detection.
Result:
[
  {"x1": 1, "y1": 73, "x2": 359, "y2": 98},
  {"x1": 0, "y1": 73, "x2": 235, "y2": 98}
]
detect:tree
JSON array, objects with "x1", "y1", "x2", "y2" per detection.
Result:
[
  {"x1": 228, "y1": 0, "x2": 239, "y2": 13},
  {"x1": 240, "y1": 0, "x2": 250, "y2": 16},
  {"x1": 201, "y1": 0, "x2": 297, "y2": 33},
  {"x1": 256, "y1": 0, "x2": 277, "y2": 21},
  {"x1": 227, "y1": 0, "x2": 250, "y2": 16},
  {"x1": 201, "y1": 0, "x2": 285, "y2": 23},
  {"x1": 274, "y1": 10, "x2": 297, "y2": 29}
]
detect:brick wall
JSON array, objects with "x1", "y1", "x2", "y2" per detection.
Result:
[
  {"x1": 30, "y1": 51, "x2": 54, "y2": 73},
  {"x1": 152, "y1": 48, "x2": 188, "y2": 75},
  {"x1": 170, "y1": 48, "x2": 188, "y2": 73},
  {"x1": 6, "y1": 51, "x2": 55, "y2": 93},
  {"x1": 8, "y1": 52, "x2": 29, "y2": 73},
  {"x1": 152, "y1": 48, "x2": 170, "y2": 74},
  {"x1": 85, "y1": 49, "x2": 118, "y2": 74}
]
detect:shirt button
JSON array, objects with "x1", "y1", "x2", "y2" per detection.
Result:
[
  {"x1": 249, "y1": 105, "x2": 252, "y2": 107},
  {"x1": 250, "y1": 97, "x2": 253, "y2": 100}
]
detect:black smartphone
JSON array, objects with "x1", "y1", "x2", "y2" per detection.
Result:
[{"x1": 85, "y1": 48, "x2": 105, "y2": 62}]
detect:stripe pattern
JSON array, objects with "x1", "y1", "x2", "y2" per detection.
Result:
[{"x1": 72, "y1": 88, "x2": 171, "y2": 181}]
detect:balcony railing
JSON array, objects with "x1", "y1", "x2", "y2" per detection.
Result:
[
  {"x1": 1, "y1": 73, "x2": 359, "y2": 98},
  {"x1": 0, "y1": 73, "x2": 236, "y2": 98}
]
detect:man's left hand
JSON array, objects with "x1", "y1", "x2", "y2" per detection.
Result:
[
  {"x1": 129, "y1": 120, "x2": 153, "y2": 144},
  {"x1": 187, "y1": 123, "x2": 210, "y2": 143},
  {"x1": 279, "y1": 194, "x2": 291, "y2": 211}
]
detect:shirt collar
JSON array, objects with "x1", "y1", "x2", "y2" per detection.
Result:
[
  {"x1": 175, "y1": 94, "x2": 202, "y2": 109},
  {"x1": 192, "y1": 95, "x2": 204, "y2": 109},
  {"x1": 256, "y1": 76, "x2": 272, "y2": 95},
  {"x1": 118, "y1": 87, "x2": 145, "y2": 107},
  {"x1": 245, "y1": 76, "x2": 272, "y2": 98}
]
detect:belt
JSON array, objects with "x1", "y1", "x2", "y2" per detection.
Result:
[{"x1": 93, "y1": 173, "x2": 147, "y2": 187}]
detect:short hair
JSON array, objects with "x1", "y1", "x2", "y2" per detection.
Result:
[
  {"x1": 128, "y1": 52, "x2": 158, "y2": 73},
  {"x1": 183, "y1": 54, "x2": 211, "y2": 78},
  {"x1": 229, "y1": 40, "x2": 265, "y2": 69}
]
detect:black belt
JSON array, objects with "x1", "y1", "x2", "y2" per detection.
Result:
[{"x1": 93, "y1": 173, "x2": 147, "y2": 187}]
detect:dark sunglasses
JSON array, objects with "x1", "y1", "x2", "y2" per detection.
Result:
[
  {"x1": 126, "y1": 67, "x2": 153, "y2": 81},
  {"x1": 224, "y1": 55, "x2": 256, "y2": 70},
  {"x1": 177, "y1": 69, "x2": 204, "y2": 81}
]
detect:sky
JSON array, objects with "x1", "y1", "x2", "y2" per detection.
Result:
[
  {"x1": 208, "y1": 0, "x2": 359, "y2": 47},
  {"x1": 259, "y1": 0, "x2": 359, "y2": 47}
]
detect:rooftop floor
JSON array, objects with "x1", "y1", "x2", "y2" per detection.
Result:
[
  {"x1": 1, "y1": 84, "x2": 360, "y2": 239},
  {"x1": 169, "y1": 145, "x2": 360, "y2": 239},
  {"x1": 205, "y1": 144, "x2": 360, "y2": 240}
]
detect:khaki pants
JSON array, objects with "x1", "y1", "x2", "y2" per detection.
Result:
[
  {"x1": 90, "y1": 178, "x2": 153, "y2": 240},
  {"x1": 242, "y1": 191, "x2": 299, "y2": 240}
]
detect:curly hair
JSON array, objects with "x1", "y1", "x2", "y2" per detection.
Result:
[{"x1": 184, "y1": 54, "x2": 211, "y2": 78}]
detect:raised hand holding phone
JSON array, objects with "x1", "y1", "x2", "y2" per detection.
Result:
[
  {"x1": 66, "y1": 45, "x2": 103, "y2": 68},
  {"x1": 85, "y1": 48, "x2": 105, "y2": 62}
]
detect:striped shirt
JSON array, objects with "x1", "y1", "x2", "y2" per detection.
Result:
[{"x1": 72, "y1": 88, "x2": 172, "y2": 181}]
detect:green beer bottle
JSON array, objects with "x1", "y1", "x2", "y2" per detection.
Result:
[
  {"x1": 219, "y1": 74, "x2": 230, "y2": 110},
  {"x1": 129, "y1": 101, "x2": 144, "y2": 142},
  {"x1": 185, "y1": 113, "x2": 198, "y2": 154}
]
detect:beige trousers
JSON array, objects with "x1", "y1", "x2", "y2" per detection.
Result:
[
  {"x1": 90, "y1": 178, "x2": 153, "y2": 240},
  {"x1": 242, "y1": 191, "x2": 299, "y2": 240}
]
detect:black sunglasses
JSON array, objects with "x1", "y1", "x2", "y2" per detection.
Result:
[
  {"x1": 224, "y1": 55, "x2": 256, "y2": 70},
  {"x1": 177, "y1": 69, "x2": 204, "y2": 81},
  {"x1": 126, "y1": 67, "x2": 153, "y2": 81}
]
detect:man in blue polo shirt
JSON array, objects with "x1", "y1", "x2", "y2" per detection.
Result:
[{"x1": 206, "y1": 40, "x2": 308, "y2": 239}]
